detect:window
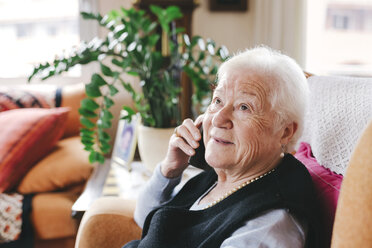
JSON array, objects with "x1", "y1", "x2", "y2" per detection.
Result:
[
  {"x1": 305, "y1": 0, "x2": 372, "y2": 77},
  {"x1": 0, "y1": 0, "x2": 97, "y2": 84}
]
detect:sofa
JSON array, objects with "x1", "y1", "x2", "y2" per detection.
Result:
[
  {"x1": 73, "y1": 74, "x2": 372, "y2": 248},
  {"x1": 0, "y1": 83, "x2": 94, "y2": 248}
]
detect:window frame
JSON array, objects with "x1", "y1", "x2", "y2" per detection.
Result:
[{"x1": 0, "y1": 0, "x2": 99, "y2": 86}]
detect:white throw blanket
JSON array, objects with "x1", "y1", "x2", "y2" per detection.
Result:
[{"x1": 299, "y1": 75, "x2": 372, "y2": 175}]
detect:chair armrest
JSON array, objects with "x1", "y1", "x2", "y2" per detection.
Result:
[
  {"x1": 75, "y1": 197, "x2": 142, "y2": 248},
  {"x1": 331, "y1": 121, "x2": 372, "y2": 247}
]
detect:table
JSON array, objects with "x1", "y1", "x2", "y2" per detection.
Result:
[{"x1": 71, "y1": 159, "x2": 202, "y2": 219}]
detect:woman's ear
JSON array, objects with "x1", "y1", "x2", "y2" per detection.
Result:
[{"x1": 280, "y1": 122, "x2": 298, "y2": 145}]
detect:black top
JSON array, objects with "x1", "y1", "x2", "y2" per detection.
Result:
[{"x1": 124, "y1": 154, "x2": 323, "y2": 248}]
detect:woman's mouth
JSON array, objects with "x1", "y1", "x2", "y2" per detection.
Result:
[{"x1": 213, "y1": 137, "x2": 234, "y2": 145}]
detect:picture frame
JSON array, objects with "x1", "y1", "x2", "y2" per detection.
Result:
[
  {"x1": 111, "y1": 111, "x2": 139, "y2": 171},
  {"x1": 209, "y1": 0, "x2": 248, "y2": 12}
]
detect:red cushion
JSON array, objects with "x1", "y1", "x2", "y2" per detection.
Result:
[
  {"x1": 0, "y1": 108, "x2": 69, "y2": 192},
  {"x1": 295, "y1": 142, "x2": 343, "y2": 247}
]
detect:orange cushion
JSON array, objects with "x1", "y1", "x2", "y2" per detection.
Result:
[
  {"x1": 17, "y1": 136, "x2": 93, "y2": 194},
  {"x1": 61, "y1": 83, "x2": 86, "y2": 138},
  {"x1": 0, "y1": 107, "x2": 69, "y2": 192}
]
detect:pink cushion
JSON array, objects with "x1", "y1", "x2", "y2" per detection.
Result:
[
  {"x1": 0, "y1": 108, "x2": 69, "y2": 192},
  {"x1": 295, "y1": 142, "x2": 343, "y2": 246}
]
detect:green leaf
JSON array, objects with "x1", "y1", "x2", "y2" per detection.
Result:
[
  {"x1": 108, "y1": 9, "x2": 120, "y2": 20},
  {"x1": 79, "y1": 107, "x2": 98, "y2": 118},
  {"x1": 100, "y1": 63, "x2": 114, "y2": 77},
  {"x1": 147, "y1": 22, "x2": 157, "y2": 33},
  {"x1": 80, "y1": 128, "x2": 95, "y2": 136},
  {"x1": 98, "y1": 130, "x2": 111, "y2": 141},
  {"x1": 89, "y1": 151, "x2": 105, "y2": 164},
  {"x1": 82, "y1": 138, "x2": 95, "y2": 146},
  {"x1": 149, "y1": 5, "x2": 163, "y2": 18},
  {"x1": 108, "y1": 84, "x2": 119, "y2": 96},
  {"x1": 165, "y1": 6, "x2": 183, "y2": 21},
  {"x1": 175, "y1": 27, "x2": 185, "y2": 34},
  {"x1": 99, "y1": 140, "x2": 111, "y2": 151},
  {"x1": 83, "y1": 146, "x2": 94, "y2": 152},
  {"x1": 81, "y1": 98, "x2": 100, "y2": 111},
  {"x1": 127, "y1": 41, "x2": 137, "y2": 52},
  {"x1": 81, "y1": 132, "x2": 95, "y2": 141},
  {"x1": 102, "y1": 109, "x2": 114, "y2": 120},
  {"x1": 198, "y1": 38, "x2": 206, "y2": 51},
  {"x1": 80, "y1": 117, "x2": 96, "y2": 129},
  {"x1": 98, "y1": 118, "x2": 112, "y2": 129},
  {"x1": 81, "y1": 12, "x2": 99, "y2": 20},
  {"x1": 218, "y1": 46, "x2": 230, "y2": 60},
  {"x1": 198, "y1": 51, "x2": 205, "y2": 61},
  {"x1": 127, "y1": 71, "x2": 139, "y2": 76},
  {"x1": 104, "y1": 96, "x2": 114, "y2": 108},
  {"x1": 148, "y1": 34, "x2": 160, "y2": 47},
  {"x1": 123, "y1": 106, "x2": 136, "y2": 115},
  {"x1": 91, "y1": 73, "x2": 107, "y2": 86},
  {"x1": 183, "y1": 34, "x2": 191, "y2": 46},
  {"x1": 85, "y1": 83, "x2": 102, "y2": 97},
  {"x1": 190, "y1": 35, "x2": 202, "y2": 47}
]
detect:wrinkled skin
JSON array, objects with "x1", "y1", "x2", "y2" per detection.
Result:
[{"x1": 161, "y1": 67, "x2": 297, "y2": 203}]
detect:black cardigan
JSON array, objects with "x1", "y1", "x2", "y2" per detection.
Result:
[{"x1": 124, "y1": 154, "x2": 323, "y2": 248}]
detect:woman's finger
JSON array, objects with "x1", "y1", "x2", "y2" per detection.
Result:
[
  {"x1": 183, "y1": 118, "x2": 201, "y2": 141},
  {"x1": 194, "y1": 114, "x2": 204, "y2": 128},
  {"x1": 176, "y1": 123, "x2": 199, "y2": 149},
  {"x1": 171, "y1": 136, "x2": 195, "y2": 156}
]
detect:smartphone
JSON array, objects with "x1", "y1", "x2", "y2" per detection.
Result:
[{"x1": 188, "y1": 128, "x2": 212, "y2": 171}]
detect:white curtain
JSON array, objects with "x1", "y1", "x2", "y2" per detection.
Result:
[{"x1": 251, "y1": 0, "x2": 307, "y2": 67}]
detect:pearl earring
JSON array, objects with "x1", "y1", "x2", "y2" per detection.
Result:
[{"x1": 280, "y1": 144, "x2": 286, "y2": 158}]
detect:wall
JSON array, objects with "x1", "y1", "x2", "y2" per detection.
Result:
[{"x1": 192, "y1": 0, "x2": 254, "y2": 54}]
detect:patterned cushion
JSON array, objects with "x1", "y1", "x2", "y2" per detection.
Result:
[
  {"x1": 0, "y1": 85, "x2": 62, "y2": 112},
  {"x1": 0, "y1": 108, "x2": 69, "y2": 193},
  {"x1": 0, "y1": 193, "x2": 23, "y2": 242},
  {"x1": 300, "y1": 75, "x2": 372, "y2": 175}
]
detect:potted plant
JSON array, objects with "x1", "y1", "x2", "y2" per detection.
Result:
[{"x1": 28, "y1": 5, "x2": 229, "y2": 168}]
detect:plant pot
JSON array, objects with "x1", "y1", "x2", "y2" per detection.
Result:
[{"x1": 137, "y1": 124, "x2": 174, "y2": 173}]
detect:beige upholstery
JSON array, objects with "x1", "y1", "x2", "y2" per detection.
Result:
[
  {"x1": 75, "y1": 197, "x2": 142, "y2": 248},
  {"x1": 331, "y1": 121, "x2": 372, "y2": 247}
]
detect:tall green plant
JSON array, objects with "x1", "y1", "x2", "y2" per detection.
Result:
[{"x1": 28, "y1": 5, "x2": 229, "y2": 163}]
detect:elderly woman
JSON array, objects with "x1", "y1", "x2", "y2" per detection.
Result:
[{"x1": 124, "y1": 46, "x2": 322, "y2": 248}]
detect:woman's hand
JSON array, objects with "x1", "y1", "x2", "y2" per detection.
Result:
[{"x1": 160, "y1": 115, "x2": 203, "y2": 178}]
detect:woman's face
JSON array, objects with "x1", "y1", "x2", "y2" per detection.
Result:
[{"x1": 203, "y1": 68, "x2": 283, "y2": 173}]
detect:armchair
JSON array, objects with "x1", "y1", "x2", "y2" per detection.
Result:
[{"x1": 74, "y1": 75, "x2": 372, "y2": 248}]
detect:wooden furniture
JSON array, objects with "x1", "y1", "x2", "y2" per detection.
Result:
[
  {"x1": 71, "y1": 160, "x2": 111, "y2": 220},
  {"x1": 134, "y1": 0, "x2": 199, "y2": 120}
]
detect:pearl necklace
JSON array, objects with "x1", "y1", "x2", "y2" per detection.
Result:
[{"x1": 202, "y1": 168, "x2": 276, "y2": 210}]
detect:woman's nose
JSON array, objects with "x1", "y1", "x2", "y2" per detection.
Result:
[{"x1": 211, "y1": 106, "x2": 233, "y2": 129}]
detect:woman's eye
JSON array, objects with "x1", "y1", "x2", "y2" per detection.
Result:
[
  {"x1": 240, "y1": 104, "x2": 251, "y2": 111},
  {"x1": 213, "y1": 97, "x2": 222, "y2": 105}
]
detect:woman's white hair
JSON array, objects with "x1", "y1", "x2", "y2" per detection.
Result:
[{"x1": 217, "y1": 45, "x2": 309, "y2": 152}]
